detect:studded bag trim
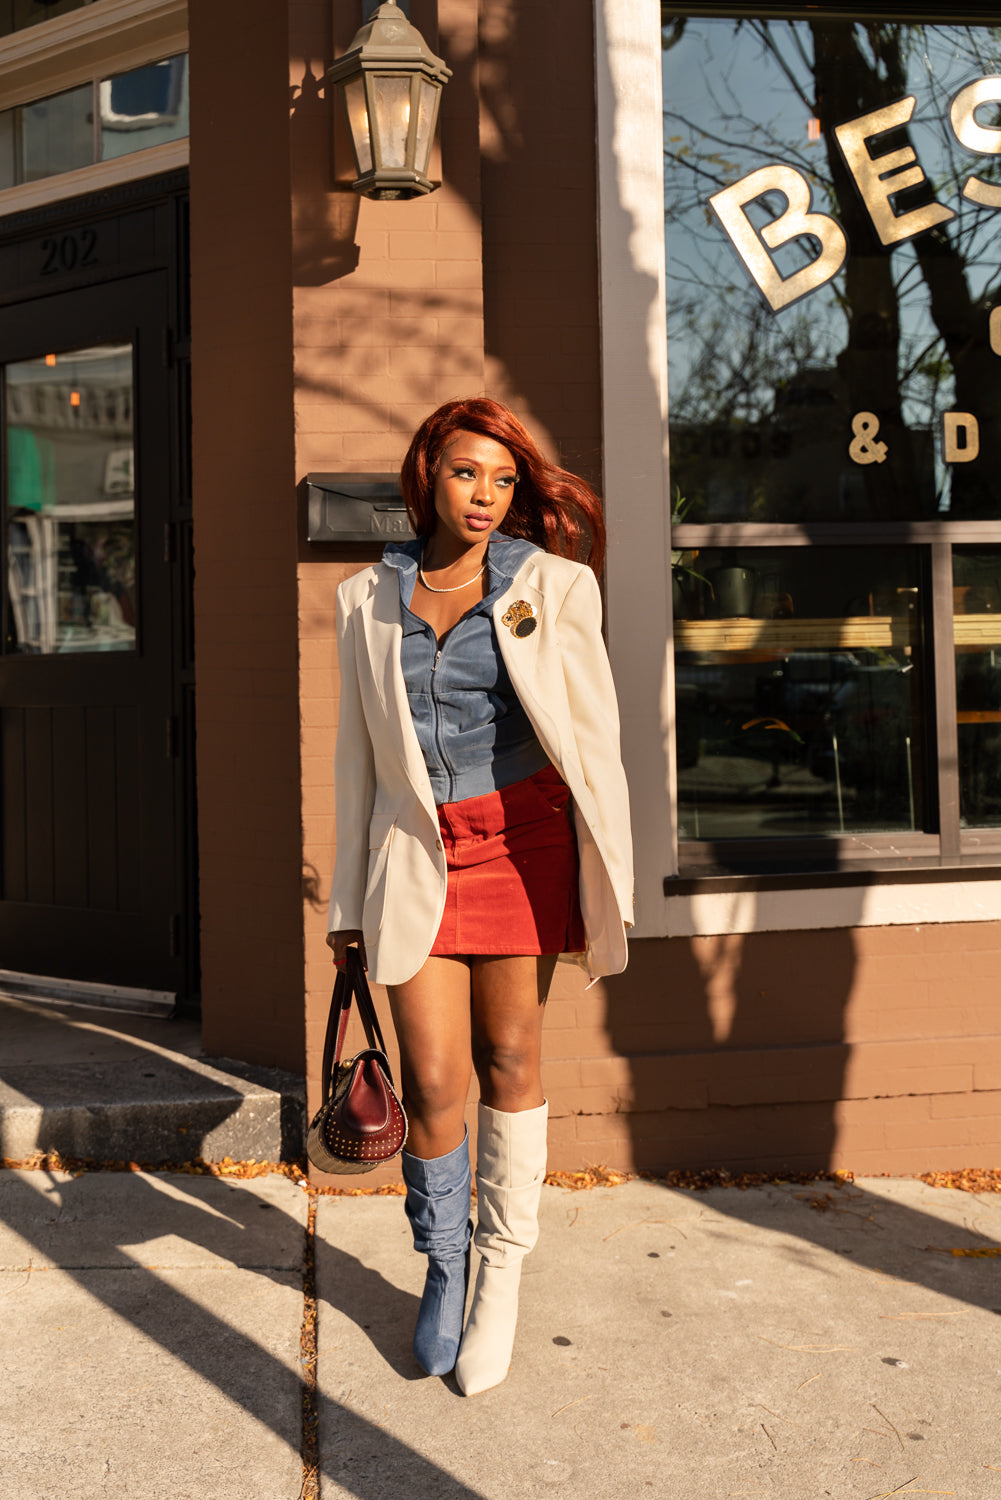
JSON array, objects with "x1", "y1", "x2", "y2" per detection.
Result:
[{"x1": 306, "y1": 949, "x2": 408, "y2": 1175}]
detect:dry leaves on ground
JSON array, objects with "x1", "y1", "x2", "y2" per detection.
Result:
[{"x1": 4, "y1": 1153, "x2": 999, "y2": 1197}]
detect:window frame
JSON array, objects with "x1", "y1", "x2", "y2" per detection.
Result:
[
  {"x1": 0, "y1": 0, "x2": 187, "y2": 214},
  {"x1": 595, "y1": 0, "x2": 1001, "y2": 938}
]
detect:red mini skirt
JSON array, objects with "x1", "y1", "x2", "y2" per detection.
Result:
[{"x1": 429, "y1": 764, "x2": 586, "y2": 957}]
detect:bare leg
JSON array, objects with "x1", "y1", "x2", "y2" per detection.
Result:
[
  {"x1": 470, "y1": 954, "x2": 558, "y2": 1110},
  {"x1": 387, "y1": 955, "x2": 473, "y2": 1162}
]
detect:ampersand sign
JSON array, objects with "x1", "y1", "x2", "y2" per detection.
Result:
[{"x1": 849, "y1": 411, "x2": 888, "y2": 465}]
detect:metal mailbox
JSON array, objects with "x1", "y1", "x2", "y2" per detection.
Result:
[{"x1": 306, "y1": 473, "x2": 415, "y2": 543}]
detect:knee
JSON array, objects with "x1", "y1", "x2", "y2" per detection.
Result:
[
  {"x1": 399, "y1": 1058, "x2": 466, "y2": 1124},
  {"x1": 471, "y1": 1035, "x2": 540, "y2": 1101}
]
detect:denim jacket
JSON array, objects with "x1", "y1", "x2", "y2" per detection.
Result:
[{"x1": 383, "y1": 533, "x2": 550, "y2": 804}]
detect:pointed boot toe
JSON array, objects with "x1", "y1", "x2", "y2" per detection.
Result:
[
  {"x1": 456, "y1": 1100, "x2": 549, "y2": 1395},
  {"x1": 454, "y1": 1261, "x2": 521, "y2": 1394},
  {"x1": 402, "y1": 1131, "x2": 472, "y2": 1378},
  {"x1": 412, "y1": 1247, "x2": 471, "y2": 1375}
]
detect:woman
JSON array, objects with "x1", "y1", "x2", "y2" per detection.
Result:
[{"x1": 327, "y1": 397, "x2": 632, "y2": 1395}]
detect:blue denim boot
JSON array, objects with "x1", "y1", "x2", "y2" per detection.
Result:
[{"x1": 402, "y1": 1129, "x2": 472, "y2": 1376}]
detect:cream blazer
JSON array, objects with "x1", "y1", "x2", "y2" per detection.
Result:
[{"x1": 327, "y1": 548, "x2": 634, "y2": 986}]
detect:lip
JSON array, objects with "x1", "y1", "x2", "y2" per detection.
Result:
[{"x1": 465, "y1": 514, "x2": 493, "y2": 530}]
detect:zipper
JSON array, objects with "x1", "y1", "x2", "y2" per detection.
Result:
[{"x1": 428, "y1": 636, "x2": 456, "y2": 796}]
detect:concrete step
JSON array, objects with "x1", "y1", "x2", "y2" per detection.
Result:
[{"x1": 0, "y1": 994, "x2": 305, "y2": 1165}]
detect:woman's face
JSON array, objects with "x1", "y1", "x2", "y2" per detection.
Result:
[{"x1": 431, "y1": 429, "x2": 518, "y2": 549}]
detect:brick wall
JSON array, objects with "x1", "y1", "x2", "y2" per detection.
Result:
[
  {"x1": 292, "y1": 0, "x2": 487, "y2": 1157},
  {"x1": 190, "y1": 0, "x2": 1001, "y2": 1174},
  {"x1": 554, "y1": 925, "x2": 1001, "y2": 1177}
]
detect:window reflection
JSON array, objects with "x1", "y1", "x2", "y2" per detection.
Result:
[
  {"x1": 674, "y1": 549, "x2": 925, "y2": 838},
  {"x1": 954, "y1": 547, "x2": 1001, "y2": 826},
  {"x1": 664, "y1": 18, "x2": 1001, "y2": 522},
  {"x1": 19, "y1": 84, "x2": 93, "y2": 182},
  {"x1": 5, "y1": 346, "x2": 136, "y2": 655},
  {"x1": 99, "y1": 56, "x2": 188, "y2": 161},
  {"x1": 0, "y1": 55, "x2": 188, "y2": 189}
]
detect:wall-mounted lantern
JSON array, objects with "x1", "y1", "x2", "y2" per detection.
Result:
[{"x1": 328, "y1": 0, "x2": 451, "y2": 200}]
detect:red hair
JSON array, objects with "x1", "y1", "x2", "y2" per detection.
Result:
[{"x1": 399, "y1": 398, "x2": 606, "y2": 576}]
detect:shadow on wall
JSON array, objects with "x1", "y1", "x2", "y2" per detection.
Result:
[
  {"x1": 289, "y1": 54, "x2": 361, "y2": 287},
  {"x1": 602, "y1": 918, "x2": 860, "y2": 1178},
  {"x1": 475, "y1": 0, "x2": 605, "y2": 485}
]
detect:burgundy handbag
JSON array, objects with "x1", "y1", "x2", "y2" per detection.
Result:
[{"x1": 306, "y1": 948, "x2": 408, "y2": 1174}]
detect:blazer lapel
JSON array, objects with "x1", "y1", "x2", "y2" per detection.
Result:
[{"x1": 358, "y1": 567, "x2": 437, "y2": 825}]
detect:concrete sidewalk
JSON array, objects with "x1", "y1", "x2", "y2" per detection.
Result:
[{"x1": 2, "y1": 1168, "x2": 999, "y2": 1499}]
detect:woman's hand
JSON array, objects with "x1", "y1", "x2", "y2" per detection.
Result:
[{"x1": 326, "y1": 929, "x2": 368, "y2": 971}]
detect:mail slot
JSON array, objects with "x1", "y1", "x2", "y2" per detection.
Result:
[{"x1": 306, "y1": 473, "x2": 415, "y2": 543}]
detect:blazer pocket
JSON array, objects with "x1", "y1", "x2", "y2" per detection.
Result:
[{"x1": 364, "y1": 813, "x2": 397, "y2": 935}]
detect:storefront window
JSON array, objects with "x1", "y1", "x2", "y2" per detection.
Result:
[
  {"x1": 954, "y1": 546, "x2": 1001, "y2": 827},
  {"x1": 664, "y1": 10, "x2": 1001, "y2": 871},
  {"x1": 675, "y1": 547, "x2": 926, "y2": 839},
  {"x1": 4, "y1": 345, "x2": 136, "y2": 654}
]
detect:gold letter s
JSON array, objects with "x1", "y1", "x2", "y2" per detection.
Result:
[{"x1": 951, "y1": 77, "x2": 1001, "y2": 209}]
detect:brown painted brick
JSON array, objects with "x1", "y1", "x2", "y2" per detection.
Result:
[
  {"x1": 435, "y1": 260, "x2": 482, "y2": 289},
  {"x1": 435, "y1": 202, "x2": 479, "y2": 233},
  {"x1": 387, "y1": 230, "x2": 442, "y2": 261},
  {"x1": 834, "y1": 1093, "x2": 931, "y2": 1125},
  {"x1": 541, "y1": 1059, "x2": 583, "y2": 1090},
  {"x1": 388, "y1": 346, "x2": 481, "y2": 379},
  {"x1": 300, "y1": 755, "x2": 334, "y2": 788},
  {"x1": 338, "y1": 315, "x2": 429, "y2": 347},
  {"x1": 930, "y1": 1089, "x2": 1001, "y2": 1118},
  {"x1": 299, "y1": 699, "x2": 336, "y2": 728},
  {"x1": 300, "y1": 346, "x2": 390, "y2": 381},
  {"x1": 295, "y1": 435, "x2": 344, "y2": 470},
  {"x1": 573, "y1": 1115, "x2": 632, "y2": 1146},
  {"x1": 298, "y1": 636, "x2": 338, "y2": 670},
  {"x1": 579, "y1": 1057, "x2": 632, "y2": 1089},
  {"x1": 351, "y1": 257, "x2": 436, "y2": 290},
  {"x1": 884, "y1": 1116, "x2": 976, "y2": 1150},
  {"x1": 545, "y1": 1114, "x2": 578, "y2": 1151}
]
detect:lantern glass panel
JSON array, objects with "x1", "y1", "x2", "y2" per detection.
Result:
[
  {"x1": 414, "y1": 78, "x2": 437, "y2": 175},
  {"x1": 343, "y1": 77, "x2": 372, "y2": 173},
  {"x1": 371, "y1": 74, "x2": 411, "y2": 169}
]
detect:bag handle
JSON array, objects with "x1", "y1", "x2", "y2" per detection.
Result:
[{"x1": 318, "y1": 947, "x2": 394, "y2": 1105}]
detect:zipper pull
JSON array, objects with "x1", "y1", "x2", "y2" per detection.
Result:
[{"x1": 433, "y1": 648, "x2": 441, "y2": 672}]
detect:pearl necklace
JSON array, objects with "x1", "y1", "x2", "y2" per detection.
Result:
[{"x1": 418, "y1": 558, "x2": 486, "y2": 594}]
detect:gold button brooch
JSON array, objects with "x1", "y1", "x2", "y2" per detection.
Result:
[{"x1": 502, "y1": 600, "x2": 537, "y2": 638}]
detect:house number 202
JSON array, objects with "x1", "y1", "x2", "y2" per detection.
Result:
[{"x1": 39, "y1": 228, "x2": 98, "y2": 276}]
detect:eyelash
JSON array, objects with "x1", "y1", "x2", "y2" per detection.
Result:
[{"x1": 452, "y1": 467, "x2": 517, "y2": 487}]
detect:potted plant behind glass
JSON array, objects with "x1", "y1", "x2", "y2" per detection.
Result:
[{"x1": 670, "y1": 487, "x2": 710, "y2": 616}]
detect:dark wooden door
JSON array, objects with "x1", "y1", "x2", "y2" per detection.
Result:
[{"x1": 0, "y1": 270, "x2": 185, "y2": 995}]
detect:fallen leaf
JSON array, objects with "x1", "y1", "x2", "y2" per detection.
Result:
[{"x1": 927, "y1": 1245, "x2": 1001, "y2": 1258}]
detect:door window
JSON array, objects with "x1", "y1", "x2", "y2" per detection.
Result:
[{"x1": 4, "y1": 343, "x2": 136, "y2": 654}]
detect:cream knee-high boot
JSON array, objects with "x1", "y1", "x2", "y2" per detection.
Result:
[{"x1": 454, "y1": 1098, "x2": 548, "y2": 1396}]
